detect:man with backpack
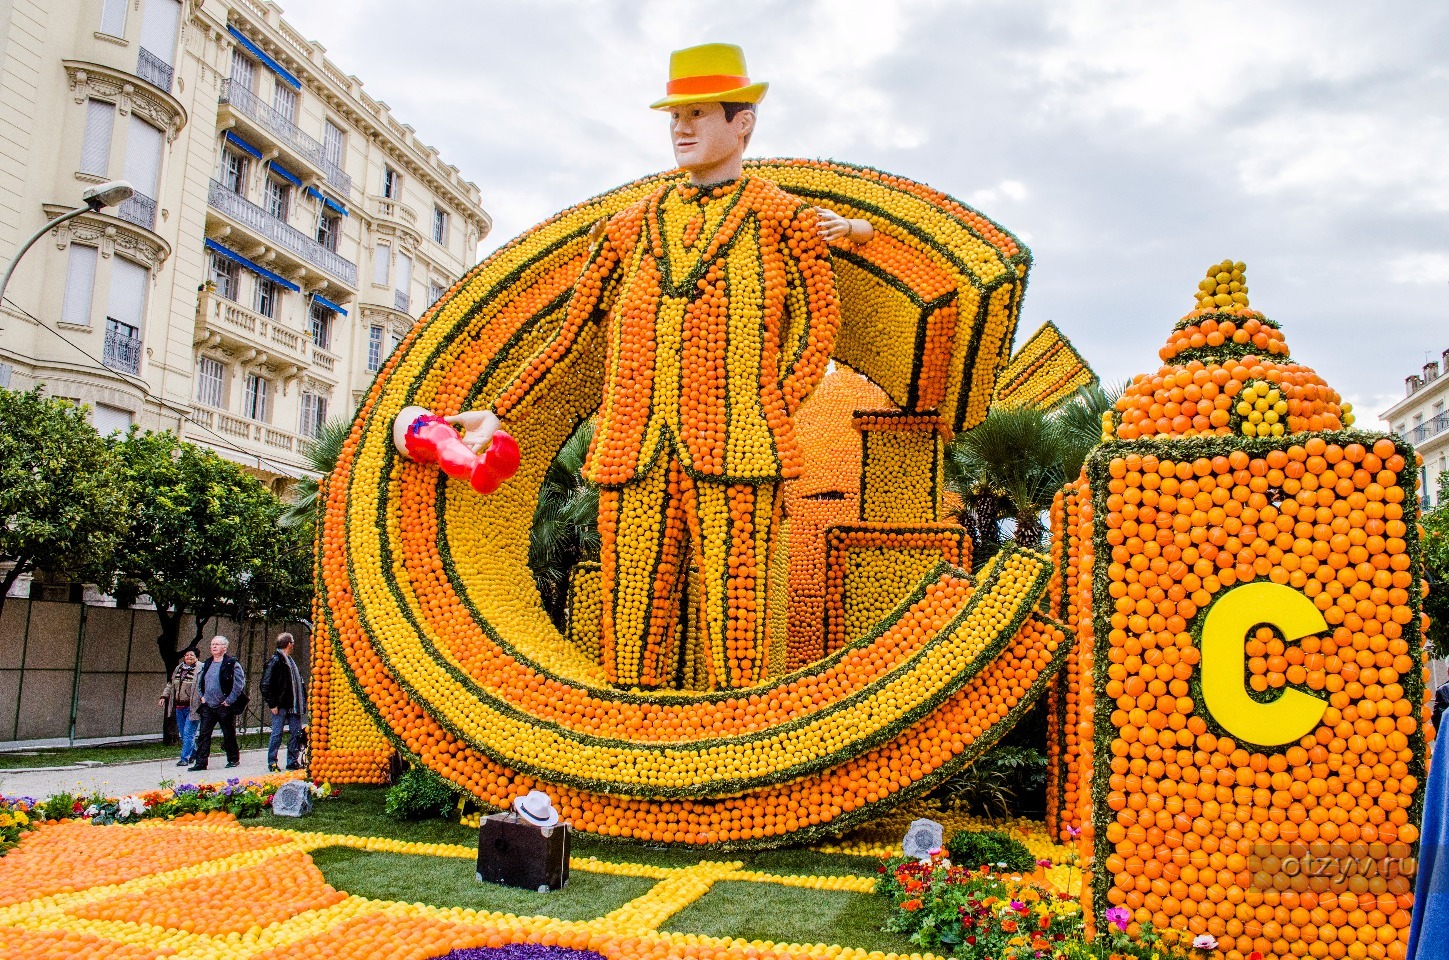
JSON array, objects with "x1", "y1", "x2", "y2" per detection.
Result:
[
  {"x1": 188, "y1": 635, "x2": 247, "y2": 771},
  {"x1": 261, "y1": 632, "x2": 306, "y2": 772}
]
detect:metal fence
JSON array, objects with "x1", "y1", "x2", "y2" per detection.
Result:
[{"x1": 0, "y1": 598, "x2": 308, "y2": 747}]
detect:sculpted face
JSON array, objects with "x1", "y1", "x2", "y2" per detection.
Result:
[{"x1": 670, "y1": 101, "x2": 752, "y2": 182}]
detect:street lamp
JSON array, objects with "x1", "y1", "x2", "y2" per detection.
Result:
[{"x1": 0, "y1": 179, "x2": 135, "y2": 309}]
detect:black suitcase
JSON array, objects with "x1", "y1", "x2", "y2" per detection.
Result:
[{"x1": 476, "y1": 812, "x2": 570, "y2": 891}]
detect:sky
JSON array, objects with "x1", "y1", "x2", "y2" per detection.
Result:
[{"x1": 278, "y1": 0, "x2": 1449, "y2": 426}]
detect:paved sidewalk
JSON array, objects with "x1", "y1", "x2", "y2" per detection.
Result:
[{"x1": 0, "y1": 747, "x2": 285, "y2": 799}]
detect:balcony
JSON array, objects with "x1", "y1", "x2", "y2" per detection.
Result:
[
  {"x1": 103, "y1": 325, "x2": 141, "y2": 375},
  {"x1": 372, "y1": 195, "x2": 418, "y2": 228},
  {"x1": 1409, "y1": 414, "x2": 1449, "y2": 446},
  {"x1": 208, "y1": 180, "x2": 358, "y2": 287},
  {"x1": 218, "y1": 79, "x2": 327, "y2": 175},
  {"x1": 394, "y1": 289, "x2": 411, "y2": 313},
  {"x1": 136, "y1": 48, "x2": 173, "y2": 92},
  {"x1": 188, "y1": 404, "x2": 302, "y2": 454},
  {"x1": 196, "y1": 289, "x2": 311, "y2": 365},
  {"x1": 114, "y1": 191, "x2": 157, "y2": 231},
  {"x1": 320, "y1": 155, "x2": 352, "y2": 197}
]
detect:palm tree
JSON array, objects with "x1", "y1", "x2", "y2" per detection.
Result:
[
  {"x1": 946, "y1": 406, "x2": 1067, "y2": 554},
  {"x1": 529, "y1": 418, "x2": 599, "y2": 628},
  {"x1": 1051, "y1": 381, "x2": 1123, "y2": 481},
  {"x1": 945, "y1": 383, "x2": 1124, "y2": 562},
  {"x1": 281, "y1": 418, "x2": 351, "y2": 529}
]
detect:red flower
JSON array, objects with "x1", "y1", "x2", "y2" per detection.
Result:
[{"x1": 902, "y1": 899, "x2": 923, "y2": 912}]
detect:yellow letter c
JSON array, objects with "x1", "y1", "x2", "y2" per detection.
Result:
[{"x1": 1199, "y1": 581, "x2": 1329, "y2": 748}]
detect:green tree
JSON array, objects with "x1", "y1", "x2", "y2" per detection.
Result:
[
  {"x1": 528, "y1": 418, "x2": 599, "y2": 628},
  {"x1": 0, "y1": 389, "x2": 130, "y2": 620},
  {"x1": 945, "y1": 386, "x2": 1119, "y2": 564},
  {"x1": 1423, "y1": 472, "x2": 1449, "y2": 660},
  {"x1": 281, "y1": 418, "x2": 350, "y2": 530},
  {"x1": 109, "y1": 431, "x2": 298, "y2": 672}
]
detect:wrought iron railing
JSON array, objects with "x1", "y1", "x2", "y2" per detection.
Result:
[
  {"x1": 208, "y1": 180, "x2": 358, "y2": 287},
  {"x1": 136, "y1": 48, "x2": 173, "y2": 92},
  {"x1": 1409, "y1": 413, "x2": 1449, "y2": 446},
  {"x1": 219, "y1": 79, "x2": 327, "y2": 169},
  {"x1": 114, "y1": 191, "x2": 157, "y2": 230},
  {"x1": 394, "y1": 288, "x2": 411, "y2": 313},
  {"x1": 320, "y1": 155, "x2": 352, "y2": 196},
  {"x1": 103, "y1": 324, "x2": 142, "y2": 375}
]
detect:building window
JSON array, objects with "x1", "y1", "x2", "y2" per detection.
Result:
[
  {"x1": 310, "y1": 302, "x2": 332, "y2": 351},
  {"x1": 316, "y1": 212, "x2": 340, "y2": 252},
  {"x1": 428, "y1": 280, "x2": 446, "y2": 307},
  {"x1": 209, "y1": 252, "x2": 239, "y2": 300},
  {"x1": 107, "y1": 256, "x2": 148, "y2": 333},
  {"x1": 92, "y1": 403, "x2": 134, "y2": 436},
  {"x1": 396, "y1": 252, "x2": 412, "y2": 295},
  {"x1": 299, "y1": 391, "x2": 328, "y2": 439},
  {"x1": 272, "y1": 83, "x2": 298, "y2": 124},
  {"x1": 432, "y1": 206, "x2": 449, "y2": 244},
  {"x1": 99, "y1": 0, "x2": 127, "y2": 37},
  {"x1": 221, "y1": 148, "x2": 248, "y2": 196},
  {"x1": 196, "y1": 355, "x2": 225, "y2": 408},
  {"x1": 103, "y1": 318, "x2": 142, "y2": 376},
  {"x1": 243, "y1": 373, "x2": 270, "y2": 422},
  {"x1": 373, "y1": 242, "x2": 390, "y2": 285},
  {"x1": 382, "y1": 166, "x2": 400, "y2": 199},
  {"x1": 123, "y1": 116, "x2": 164, "y2": 208},
  {"x1": 230, "y1": 49, "x2": 256, "y2": 91},
  {"x1": 80, "y1": 99, "x2": 116, "y2": 176},
  {"x1": 323, "y1": 120, "x2": 345, "y2": 167},
  {"x1": 367, "y1": 325, "x2": 384, "y2": 371},
  {"x1": 264, "y1": 176, "x2": 291, "y2": 221},
  {"x1": 61, "y1": 243, "x2": 99, "y2": 326},
  {"x1": 254, "y1": 277, "x2": 278, "y2": 319}
]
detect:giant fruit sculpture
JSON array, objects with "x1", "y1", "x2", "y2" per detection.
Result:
[
  {"x1": 1048, "y1": 262, "x2": 1428, "y2": 960},
  {"x1": 310, "y1": 160, "x2": 1075, "y2": 848}
]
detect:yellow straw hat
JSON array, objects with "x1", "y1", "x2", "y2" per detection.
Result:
[{"x1": 650, "y1": 43, "x2": 768, "y2": 110}]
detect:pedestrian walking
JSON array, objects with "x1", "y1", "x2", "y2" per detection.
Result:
[
  {"x1": 157, "y1": 648, "x2": 200, "y2": 766},
  {"x1": 188, "y1": 635, "x2": 247, "y2": 771},
  {"x1": 261, "y1": 632, "x2": 306, "y2": 772}
]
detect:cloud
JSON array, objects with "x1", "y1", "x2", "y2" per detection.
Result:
[{"x1": 277, "y1": 0, "x2": 1449, "y2": 426}]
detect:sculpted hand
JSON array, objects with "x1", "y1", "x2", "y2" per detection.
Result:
[
  {"x1": 444, "y1": 409, "x2": 500, "y2": 454},
  {"x1": 813, "y1": 207, "x2": 873, "y2": 244}
]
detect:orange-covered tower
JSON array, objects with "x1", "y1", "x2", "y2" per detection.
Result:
[{"x1": 1111, "y1": 260, "x2": 1355, "y2": 441}]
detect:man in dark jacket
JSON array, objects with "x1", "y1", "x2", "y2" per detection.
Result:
[
  {"x1": 261, "y1": 632, "x2": 306, "y2": 771},
  {"x1": 189, "y1": 635, "x2": 246, "y2": 771}
]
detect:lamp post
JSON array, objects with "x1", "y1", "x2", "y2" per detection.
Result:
[{"x1": 0, "y1": 180, "x2": 135, "y2": 310}]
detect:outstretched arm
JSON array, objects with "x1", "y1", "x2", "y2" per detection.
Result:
[
  {"x1": 780, "y1": 205, "x2": 843, "y2": 414},
  {"x1": 813, "y1": 207, "x2": 873, "y2": 245},
  {"x1": 493, "y1": 226, "x2": 620, "y2": 420}
]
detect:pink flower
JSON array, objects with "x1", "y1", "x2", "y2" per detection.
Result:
[
  {"x1": 1011, "y1": 900, "x2": 1028, "y2": 912},
  {"x1": 1194, "y1": 935, "x2": 1219, "y2": 950},
  {"x1": 1066, "y1": 825, "x2": 1082, "y2": 839},
  {"x1": 1104, "y1": 906, "x2": 1131, "y2": 932}
]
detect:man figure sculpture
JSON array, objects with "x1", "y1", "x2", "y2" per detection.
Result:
[{"x1": 408, "y1": 43, "x2": 871, "y2": 690}]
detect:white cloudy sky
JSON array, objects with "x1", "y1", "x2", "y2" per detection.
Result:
[{"x1": 280, "y1": 0, "x2": 1449, "y2": 425}]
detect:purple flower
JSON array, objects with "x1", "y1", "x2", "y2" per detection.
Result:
[
  {"x1": 1010, "y1": 900, "x2": 1028, "y2": 912},
  {"x1": 1066, "y1": 825, "x2": 1082, "y2": 839},
  {"x1": 1104, "y1": 906, "x2": 1131, "y2": 931}
]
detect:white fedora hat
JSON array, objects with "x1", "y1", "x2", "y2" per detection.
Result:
[{"x1": 512, "y1": 789, "x2": 559, "y2": 828}]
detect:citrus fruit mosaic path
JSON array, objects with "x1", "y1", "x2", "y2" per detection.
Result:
[{"x1": 0, "y1": 804, "x2": 1080, "y2": 959}]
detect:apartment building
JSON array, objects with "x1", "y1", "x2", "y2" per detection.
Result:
[
  {"x1": 1381, "y1": 347, "x2": 1449, "y2": 510},
  {"x1": 0, "y1": 0, "x2": 490, "y2": 489}
]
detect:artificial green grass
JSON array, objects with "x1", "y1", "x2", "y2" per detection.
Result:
[
  {"x1": 310, "y1": 846, "x2": 657, "y2": 920},
  {"x1": 258, "y1": 784, "x2": 913, "y2": 951},
  {"x1": 663, "y1": 880, "x2": 920, "y2": 955}
]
